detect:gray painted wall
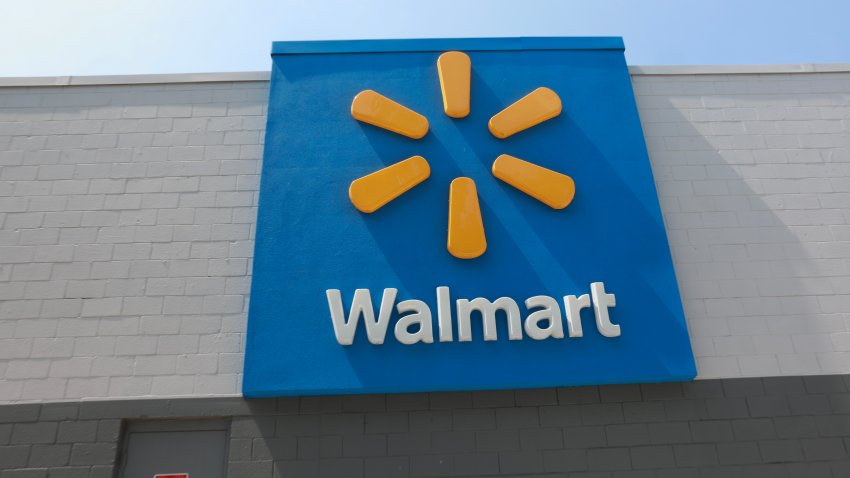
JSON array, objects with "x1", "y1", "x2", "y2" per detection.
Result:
[
  {"x1": 0, "y1": 69, "x2": 849, "y2": 402},
  {"x1": 1, "y1": 376, "x2": 850, "y2": 476}
]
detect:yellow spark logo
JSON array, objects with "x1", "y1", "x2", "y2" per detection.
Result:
[{"x1": 348, "y1": 51, "x2": 575, "y2": 259}]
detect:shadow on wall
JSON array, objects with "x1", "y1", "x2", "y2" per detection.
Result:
[{"x1": 638, "y1": 79, "x2": 848, "y2": 378}]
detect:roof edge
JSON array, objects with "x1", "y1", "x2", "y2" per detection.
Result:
[
  {"x1": 0, "y1": 63, "x2": 848, "y2": 88},
  {"x1": 628, "y1": 63, "x2": 850, "y2": 75},
  {"x1": 271, "y1": 37, "x2": 625, "y2": 54},
  {"x1": 0, "y1": 71, "x2": 270, "y2": 88}
]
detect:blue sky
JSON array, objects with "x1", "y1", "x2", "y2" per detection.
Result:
[{"x1": 2, "y1": 0, "x2": 849, "y2": 76}]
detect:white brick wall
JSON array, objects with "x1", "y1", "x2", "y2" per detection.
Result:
[
  {"x1": 0, "y1": 70, "x2": 848, "y2": 402},
  {"x1": 0, "y1": 81, "x2": 265, "y2": 402},
  {"x1": 633, "y1": 71, "x2": 850, "y2": 379}
]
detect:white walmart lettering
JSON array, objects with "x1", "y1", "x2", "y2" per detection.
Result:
[{"x1": 325, "y1": 283, "x2": 620, "y2": 345}]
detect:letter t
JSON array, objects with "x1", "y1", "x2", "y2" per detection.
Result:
[{"x1": 590, "y1": 282, "x2": 620, "y2": 337}]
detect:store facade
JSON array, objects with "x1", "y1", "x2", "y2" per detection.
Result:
[{"x1": 1, "y1": 37, "x2": 849, "y2": 477}]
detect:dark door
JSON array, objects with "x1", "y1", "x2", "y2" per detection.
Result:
[{"x1": 120, "y1": 420, "x2": 228, "y2": 478}]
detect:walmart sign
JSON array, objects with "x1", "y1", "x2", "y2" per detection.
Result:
[{"x1": 244, "y1": 37, "x2": 696, "y2": 397}]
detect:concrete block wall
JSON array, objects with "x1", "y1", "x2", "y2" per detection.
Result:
[
  {"x1": 0, "y1": 81, "x2": 267, "y2": 402},
  {"x1": 0, "y1": 69, "x2": 848, "y2": 402},
  {"x1": 632, "y1": 72, "x2": 850, "y2": 379},
  {"x1": 0, "y1": 402, "x2": 118, "y2": 478},
  {"x1": 2, "y1": 376, "x2": 850, "y2": 477}
]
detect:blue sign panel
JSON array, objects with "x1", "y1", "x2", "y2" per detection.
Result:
[{"x1": 244, "y1": 37, "x2": 696, "y2": 397}]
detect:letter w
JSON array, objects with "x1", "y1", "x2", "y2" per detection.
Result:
[{"x1": 326, "y1": 288, "x2": 398, "y2": 345}]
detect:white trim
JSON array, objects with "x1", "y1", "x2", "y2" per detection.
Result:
[
  {"x1": 628, "y1": 63, "x2": 850, "y2": 76},
  {"x1": 0, "y1": 64, "x2": 848, "y2": 87},
  {"x1": 0, "y1": 71, "x2": 270, "y2": 87}
]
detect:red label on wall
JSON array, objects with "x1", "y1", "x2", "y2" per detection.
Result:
[{"x1": 154, "y1": 474, "x2": 188, "y2": 478}]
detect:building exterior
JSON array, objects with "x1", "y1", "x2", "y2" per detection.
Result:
[{"x1": 1, "y1": 53, "x2": 850, "y2": 477}]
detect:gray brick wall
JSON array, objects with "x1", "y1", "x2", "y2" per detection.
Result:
[
  {"x1": 2, "y1": 376, "x2": 850, "y2": 476},
  {"x1": 0, "y1": 402, "x2": 117, "y2": 477},
  {"x1": 0, "y1": 69, "x2": 849, "y2": 401},
  {"x1": 632, "y1": 72, "x2": 850, "y2": 379},
  {"x1": 0, "y1": 80, "x2": 266, "y2": 401}
]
